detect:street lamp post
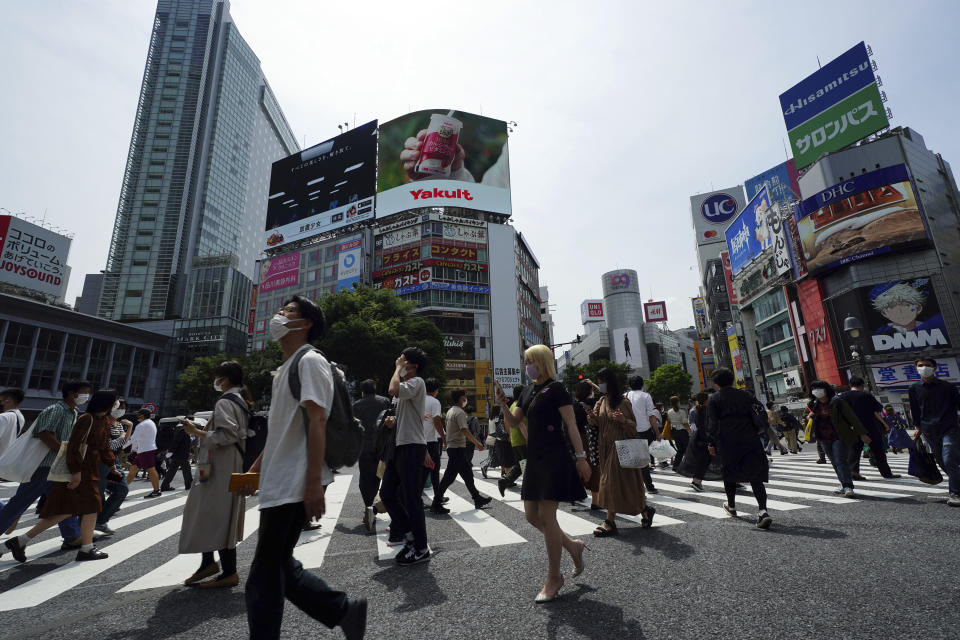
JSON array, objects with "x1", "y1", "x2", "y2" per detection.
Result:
[{"x1": 843, "y1": 314, "x2": 874, "y2": 394}]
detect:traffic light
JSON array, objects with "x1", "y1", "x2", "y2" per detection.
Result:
[{"x1": 578, "y1": 374, "x2": 584, "y2": 380}]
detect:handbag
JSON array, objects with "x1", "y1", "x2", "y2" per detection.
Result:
[
  {"x1": 649, "y1": 439, "x2": 677, "y2": 461},
  {"x1": 907, "y1": 433, "x2": 943, "y2": 485},
  {"x1": 615, "y1": 438, "x2": 650, "y2": 469},
  {"x1": 47, "y1": 418, "x2": 93, "y2": 483},
  {"x1": 0, "y1": 420, "x2": 49, "y2": 482},
  {"x1": 661, "y1": 419, "x2": 673, "y2": 441},
  {"x1": 803, "y1": 417, "x2": 815, "y2": 443}
]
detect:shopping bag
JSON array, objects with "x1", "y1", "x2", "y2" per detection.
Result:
[
  {"x1": 907, "y1": 434, "x2": 943, "y2": 485},
  {"x1": 47, "y1": 422, "x2": 92, "y2": 483},
  {"x1": 803, "y1": 417, "x2": 815, "y2": 443},
  {"x1": 615, "y1": 438, "x2": 650, "y2": 469},
  {"x1": 649, "y1": 439, "x2": 677, "y2": 461},
  {"x1": 0, "y1": 421, "x2": 48, "y2": 482}
]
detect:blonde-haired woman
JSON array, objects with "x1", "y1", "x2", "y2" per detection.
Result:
[{"x1": 498, "y1": 344, "x2": 591, "y2": 603}]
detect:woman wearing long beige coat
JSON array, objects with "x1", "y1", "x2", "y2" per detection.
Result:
[{"x1": 178, "y1": 361, "x2": 251, "y2": 588}]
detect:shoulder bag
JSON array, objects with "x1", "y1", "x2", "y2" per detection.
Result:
[
  {"x1": 0, "y1": 420, "x2": 49, "y2": 482},
  {"x1": 47, "y1": 417, "x2": 93, "y2": 482}
]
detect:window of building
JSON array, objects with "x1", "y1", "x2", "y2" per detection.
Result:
[
  {"x1": 307, "y1": 249, "x2": 321, "y2": 266},
  {"x1": 324, "y1": 246, "x2": 336, "y2": 262},
  {"x1": 757, "y1": 319, "x2": 792, "y2": 349},
  {"x1": 28, "y1": 328, "x2": 64, "y2": 391},
  {"x1": 0, "y1": 322, "x2": 35, "y2": 387},
  {"x1": 109, "y1": 344, "x2": 133, "y2": 392},
  {"x1": 58, "y1": 334, "x2": 89, "y2": 389},
  {"x1": 753, "y1": 289, "x2": 787, "y2": 324},
  {"x1": 128, "y1": 348, "x2": 152, "y2": 398},
  {"x1": 86, "y1": 340, "x2": 112, "y2": 391},
  {"x1": 323, "y1": 264, "x2": 336, "y2": 281}
]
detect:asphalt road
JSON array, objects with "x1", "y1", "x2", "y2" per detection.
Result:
[{"x1": 1, "y1": 450, "x2": 957, "y2": 640}]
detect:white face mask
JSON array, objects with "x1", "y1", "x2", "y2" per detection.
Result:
[
  {"x1": 460, "y1": 399, "x2": 468, "y2": 408},
  {"x1": 399, "y1": 367, "x2": 408, "y2": 378},
  {"x1": 213, "y1": 381, "x2": 222, "y2": 392},
  {"x1": 812, "y1": 389, "x2": 827, "y2": 399},
  {"x1": 76, "y1": 393, "x2": 90, "y2": 405},
  {"x1": 111, "y1": 409, "x2": 125, "y2": 418},
  {"x1": 917, "y1": 366, "x2": 935, "y2": 379},
  {"x1": 269, "y1": 314, "x2": 302, "y2": 341}
]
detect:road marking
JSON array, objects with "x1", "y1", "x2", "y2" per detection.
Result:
[
  {"x1": 650, "y1": 477, "x2": 807, "y2": 510},
  {"x1": 296, "y1": 474, "x2": 354, "y2": 569},
  {"x1": 469, "y1": 477, "x2": 606, "y2": 536},
  {"x1": 764, "y1": 474, "x2": 907, "y2": 498},
  {"x1": 374, "y1": 513, "x2": 397, "y2": 561},
  {"x1": 0, "y1": 494, "x2": 189, "y2": 575},
  {"x1": 572, "y1": 500, "x2": 685, "y2": 528},
  {"x1": 643, "y1": 492, "x2": 734, "y2": 518},
  {"x1": 431, "y1": 482, "x2": 526, "y2": 548},
  {"x1": 0, "y1": 512, "x2": 186, "y2": 610},
  {"x1": 766, "y1": 465, "x2": 940, "y2": 494},
  {"x1": 653, "y1": 476, "x2": 851, "y2": 504}
]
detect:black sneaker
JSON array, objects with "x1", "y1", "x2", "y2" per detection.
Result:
[
  {"x1": 474, "y1": 495, "x2": 492, "y2": 509},
  {"x1": 396, "y1": 545, "x2": 432, "y2": 565},
  {"x1": 393, "y1": 540, "x2": 413, "y2": 561},
  {"x1": 143, "y1": 491, "x2": 162, "y2": 499},
  {"x1": 5, "y1": 537, "x2": 27, "y2": 563},
  {"x1": 646, "y1": 487, "x2": 659, "y2": 494},
  {"x1": 385, "y1": 533, "x2": 407, "y2": 547},
  {"x1": 816, "y1": 458, "x2": 827, "y2": 464},
  {"x1": 722, "y1": 503, "x2": 737, "y2": 517},
  {"x1": 94, "y1": 523, "x2": 115, "y2": 537},
  {"x1": 430, "y1": 503, "x2": 450, "y2": 515},
  {"x1": 76, "y1": 547, "x2": 109, "y2": 561},
  {"x1": 340, "y1": 597, "x2": 368, "y2": 640},
  {"x1": 690, "y1": 482, "x2": 704, "y2": 492},
  {"x1": 756, "y1": 511, "x2": 772, "y2": 529}
]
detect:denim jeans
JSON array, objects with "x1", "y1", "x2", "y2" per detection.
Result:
[
  {"x1": 926, "y1": 427, "x2": 960, "y2": 494},
  {"x1": 97, "y1": 460, "x2": 129, "y2": 525},
  {"x1": 823, "y1": 439, "x2": 854, "y2": 489},
  {"x1": 0, "y1": 466, "x2": 80, "y2": 539},
  {"x1": 245, "y1": 501, "x2": 347, "y2": 639}
]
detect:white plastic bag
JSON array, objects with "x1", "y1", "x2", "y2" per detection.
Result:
[
  {"x1": 649, "y1": 439, "x2": 677, "y2": 461},
  {"x1": 0, "y1": 422, "x2": 49, "y2": 482},
  {"x1": 615, "y1": 438, "x2": 650, "y2": 469}
]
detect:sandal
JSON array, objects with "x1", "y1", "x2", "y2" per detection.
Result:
[
  {"x1": 641, "y1": 506, "x2": 656, "y2": 529},
  {"x1": 593, "y1": 520, "x2": 618, "y2": 537}
]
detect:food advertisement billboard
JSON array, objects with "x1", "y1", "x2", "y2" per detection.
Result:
[
  {"x1": 795, "y1": 164, "x2": 927, "y2": 274},
  {"x1": 264, "y1": 120, "x2": 377, "y2": 250},
  {"x1": 377, "y1": 109, "x2": 511, "y2": 219},
  {"x1": 690, "y1": 187, "x2": 747, "y2": 247},
  {"x1": 0, "y1": 215, "x2": 72, "y2": 300}
]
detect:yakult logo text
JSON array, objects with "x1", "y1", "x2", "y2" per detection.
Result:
[
  {"x1": 410, "y1": 187, "x2": 474, "y2": 201},
  {"x1": 700, "y1": 193, "x2": 738, "y2": 224}
]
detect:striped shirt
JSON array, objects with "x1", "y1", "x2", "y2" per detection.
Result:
[{"x1": 32, "y1": 400, "x2": 78, "y2": 468}]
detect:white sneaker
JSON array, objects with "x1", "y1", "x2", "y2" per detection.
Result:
[
  {"x1": 843, "y1": 488, "x2": 858, "y2": 498},
  {"x1": 947, "y1": 493, "x2": 960, "y2": 507}
]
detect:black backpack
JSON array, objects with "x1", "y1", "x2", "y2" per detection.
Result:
[
  {"x1": 289, "y1": 347, "x2": 364, "y2": 470},
  {"x1": 221, "y1": 394, "x2": 268, "y2": 472}
]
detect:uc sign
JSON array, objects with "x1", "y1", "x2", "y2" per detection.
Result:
[{"x1": 700, "y1": 193, "x2": 738, "y2": 224}]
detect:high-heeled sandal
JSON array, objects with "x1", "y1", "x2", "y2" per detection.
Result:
[
  {"x1": 535, "y1": 576, "x2": 565, "y2": 603},
  {"x1": 641, "y1": 506, "x2": 656, "y2": 529},
  {"x1": 592, "y1": 520, "x2": 618, "y2": 537},
  {"x1": 571, "y1": 539, "x2": 587, "y2": 577}
]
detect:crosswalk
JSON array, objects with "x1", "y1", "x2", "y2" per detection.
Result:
[{"x1": 0, "y1": 449, "x2": 945, "y2": 611}]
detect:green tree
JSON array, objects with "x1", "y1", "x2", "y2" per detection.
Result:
[
  {"x1": 561, "y1": 359, "x2": 633, "y2": 393},
  {"x1": 647, "y1": 364, "x2": 694, "y2": 405},
  {"x1": 317, "y1": 286, "x2": 445, "y2": 394},
  {"x1": 174, "y1": 342, "x2": 284, "y2": 412}
]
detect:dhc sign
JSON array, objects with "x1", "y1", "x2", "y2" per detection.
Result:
[{"x1": 700, "y1": 193, "x2": 738, "y2": 224}]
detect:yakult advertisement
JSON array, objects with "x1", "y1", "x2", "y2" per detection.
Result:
[
  {"x1": 0, "y1": 215, "x2": 72, "y2": 300},
  {"x1": 377, "y1": 110, "x2": 511, "y2": 219}
]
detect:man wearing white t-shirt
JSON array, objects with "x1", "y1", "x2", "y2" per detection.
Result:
[
  {"x1": 421, "y1": 378, "x2": 445, "y2": 498},
  {"x1": 243, "y1": 296, "x2": 366, "y2": 640},
  {"x1": 0, "y1": 388, "x2": 26, "y2": 455},
  {"x1": 626, "y1": 376, "x2": 661, "y2": 494}
]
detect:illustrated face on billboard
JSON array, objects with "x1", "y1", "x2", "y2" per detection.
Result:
[
  {"x1": 611, "y1": 327, "x2": 643, "y2": 369},
  {"x1": 264, "y1": 121, "x2": 377, "y2": 250},
  {"x1": 795, "y1": 164, "x2": 928, "y2": 273},
  {"x1": 377, "y1": 110, "x2": 511, "y2": 219},
  {"x1": 865, "y1": 278, "x2": 949, "y2": 353},
  {"x1": 725, "y1": 186, "x2": 775, "y2": 277}
]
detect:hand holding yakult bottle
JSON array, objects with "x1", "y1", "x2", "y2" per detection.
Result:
[{"x1": 400, "y1": 112, "x2": 469, "y2": 182}]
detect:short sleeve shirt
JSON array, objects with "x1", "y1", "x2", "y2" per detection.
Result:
[
  {"x1": 519, "y1": 380, "x2": 572, "y2": 459},
  {"x1": 33, "y1": 400, "x2": 78, "y2": 468},
  {"x1": 445, "y1": 405, "x2": 469, "y2": 448},
  {"x1": 395, "y1": 376, "x2": 427, "y2": 447},
  {"x1": 260, "y1": 345, "x2": 335, "y2": 509},
  {"x1": 423, "y1": 395, "x2": 442, "y2": 442}
]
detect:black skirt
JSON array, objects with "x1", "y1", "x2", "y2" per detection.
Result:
[
  {"x1": 521, "y1": 448, "x2": 587, "y2": 502},
  {"x1": 717, "y1": 433, "x2": 769, "y2": 483}
]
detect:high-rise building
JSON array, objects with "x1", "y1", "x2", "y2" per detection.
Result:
[{"x1": 97, "y1": 0, "x2": 298, "y2": 372}]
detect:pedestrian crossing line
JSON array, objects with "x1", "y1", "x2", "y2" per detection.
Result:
[
  {"x1": 571, "y1": 500, "x2": 685, "y2": 528},
  {"x1": 374, "y1": 512, "x2": 396, "y2": 561},
  {"x1": 1, "y1": 486, "x2": 178, "y2": 531},
  {"x1": 770, "y1": 460, "x2": 934, "y2": 490},
  {"x1": 646, "y1": 477, "x2": 808, "y2": 511},
  {"x1": 0, "y1": 494, "x2": 190, "y2": 575},
  {"x1": 766, "y1": 466, "x2": 942, "y2": 494},
  {"x1": 764, "y1": 474, "x2": 907, "y2": 498},
  {"x1": 652, "y1": 476, "x2": 852, "y2": 504},
  {"x1": 295, "y1": 474, "x2": 354, "y2": 569},
  {"x1": 468, "y1": 477, "x2": 608, "y2": 535},
  {"x1": 0, "y1": 512, "x2": 186, "y2": 611},
  {"x1": 641, "y1": 490, "x2": 736, "y2": 518},
  {"x1": 428, "y1": 482, "x2": 527, "y2": 548}
]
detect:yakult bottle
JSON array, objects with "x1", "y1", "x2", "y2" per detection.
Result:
[{"x1": 414, "y1": 113, "x2": 463, "y2": 176}]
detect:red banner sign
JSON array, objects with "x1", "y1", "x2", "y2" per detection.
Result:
[{"x1": 382, "y1": 246, "x2": 422, "y2": 267}]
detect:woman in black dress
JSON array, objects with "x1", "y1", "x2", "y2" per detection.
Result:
[
  {"x1": 704, "y1": 369, "x2": 773, "y2": 530},
  {"x1": 498, "y1": 345, "x2": 591, "y2": 603}
]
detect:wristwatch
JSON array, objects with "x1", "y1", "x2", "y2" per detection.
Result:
[{"x1": 575, "y1": 452, "x2": 587, "y2": 460}]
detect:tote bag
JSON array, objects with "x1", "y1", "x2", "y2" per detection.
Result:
[
  {"x1": 615, "y1": 438, "x2": 650, "y2": 469},
  {"x1": 0, "y1": 421, "x2": 49, "y2": 482},
  {"x1": 47, "y1": 421, "x2": 93, "y2": 483}
]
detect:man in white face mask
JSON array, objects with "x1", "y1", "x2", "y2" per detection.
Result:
[
  {"x1": 0, "y1": 379, "x2": 90, "y2": 555},
  {"x1": 908, "y1": 356, "x2": 960, "y2": 506}
]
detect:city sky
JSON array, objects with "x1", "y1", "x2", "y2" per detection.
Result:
[{"x1": 2, "y1": 0, "x2": 958, "y2": 348}]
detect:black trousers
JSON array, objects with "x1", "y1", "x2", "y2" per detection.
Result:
[
  {"x1": 422, "y1": 441, "x2": 442, "y2": 491},
  {"x1": 504, "y1": 445, "x2": 528, "y2": 484},
  {"x1": 357, "y1": 447, "x2": 380, "y2": 508},
  {"x1": 160, "y1": 458, "x2": 192, "y2": 490},
  {"x1": 672, "y1": 430, "x2": 690, "y2": 470},
  {"x1": 434, "y1": 446, "x2": 481, "y2": 502},
  {"x1": 380, "y1": 443, "x2": 429, "y2": 550},
  {"x1": 640, "y1": 429, "x2": 657, "y2": 490},
  {"x1": 848, "y1": 428, "x2": 894, "y2": 477},
  {"x1": 245, "y1": 502, "x2": 347, "y2": 639}
]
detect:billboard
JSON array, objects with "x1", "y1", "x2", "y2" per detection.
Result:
[
  {"x1": 581, "y1": 299, "x2": 605, "y2": 324},
  {"x1": 725, "y1": 186, "x2": 772, "y2": 277},
  {"x1": 727, "y1": 326, "x2": 746, "y2": 389},
  {"x1": 745, "y1": 160, "x2": 800, "y2": 210},
  {"x1": 720, "y1": 252, "x2": 738, "y2": 306},
  {"x1": 0, "y1": 216, "x2": 72, "y2": 299},
  {"x1": 796, "y1": 279, "x2": 843, "y2": 386},
  {"x1": 870, "y1": 357, "x2": 960, "y2": 389},
  {"x1": 795, "y1": 164, "x2": 927, "y2": 274},
  {"x1": 259, "y1": 251, "x2": 300, "y2": 294},
  {"x1": 692, "y1": 297, "x2": 709, "y2": 338},
  {"x1": 377, "y1": 109, "x2": 511, "y2": 219},
  {"x1": 336, "y1": 236, "x2": 363, "y2": 292},
  {"x1": 779, "y1": 42, "x2": 877, "y2": 131},
  {"x1": 643, "y1": 301, "x2": 667, "y2": 323},
  {"x1": 690, "y1": 187, "x2": 747, "y2": 247},
  {"x1": 602, "y1": 269, "x2": 640, "y2": 296},
  {"x1": 611, "y1": 327, "x2": 643, "y2": 369},
  {"x1": 264, "y1": 120, "x2": 377, "y2": 250}
]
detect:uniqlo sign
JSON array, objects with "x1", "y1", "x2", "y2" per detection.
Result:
[{"x1": 580, "y1": 299, "x2": 605, "y2": 324}]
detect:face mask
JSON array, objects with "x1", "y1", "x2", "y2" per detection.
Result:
[
  {"x1": 269, "y1": 314, "x2": 302, "y2": 341},
  {"x1": 598, "y1": 383, "x2": 608, "y2": 393},
  {"x1": 917, "y1": 366, "x2": 935, "y2": 379},
  {"x1": 213, "y1": 381, "x2": 222, "y2": 392},
  {"x1": 461, "y1": 400, "x2": 468, "y2": 408},
  {"x1": 525, "y1": 364, "x2": 540, "y2": 379},
  {"x1": 76, "y1": 394, "x2": 90, "y2": 405},
  {"x1": 812, "y1": 389, "x2": 826, "y2": 399},
  {"x1": 399, "y1": 367, "x2": 408, "y2": 378},
  {"x1": 111, "y1": 409, "x2": 125, "y2": 418}
]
